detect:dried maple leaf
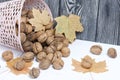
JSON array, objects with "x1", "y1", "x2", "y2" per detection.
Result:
[
  {"x1": 72, "y1": 55, "x2": 108, "y2": 73},
  {"x1": 7, "y1": 58, "x2": 32, "y2": 75},
  {"x1": 29, "y1": 8, "x2": 51, "y2": 31},
  {"x1": 55, "y1": 14, "x2": 84, "y2": 42}
]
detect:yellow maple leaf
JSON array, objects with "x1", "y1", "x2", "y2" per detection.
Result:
[
  {"x1": 29, "y1": 8, "x2": 51, "y2": 31},
  {"x1": 55, "y1": 14, "x2": 84, "y2": 42},
  {"x1": 72, "y1": 55, "x2": 108, "y2": 73}
]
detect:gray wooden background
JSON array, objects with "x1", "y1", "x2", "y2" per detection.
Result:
[{"x1": 1, "y1": 0, "x2": 120, "y2": 45}]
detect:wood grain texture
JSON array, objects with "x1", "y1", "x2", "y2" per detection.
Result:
[
  {"x1": 59, "y1": 0, "x2": 120, "y2": 45},
  {"x1": 60, "y1": 0, "x2": 76, "y2": 15},
  {"x1": 77, "y1": 0, "x2": 99, "y2": 41},
  {"x1": 0, "y1": 0, "x2": 9, "y2": 2},
  {"x1": 96, "y1": 0, "x2": 120, "y2": 45},
  {"x1": 117, "y1": 0, "x2": 120, "y2": 45},
  {"x1": 45, "y1": 0, "x2": 60, "y2": 18}
]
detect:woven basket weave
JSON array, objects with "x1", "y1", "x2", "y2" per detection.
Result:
[{"x1": 0, "y1": 0, "x2": 53, "y2": 51}]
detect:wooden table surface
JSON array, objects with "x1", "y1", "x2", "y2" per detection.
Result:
[{"x1": 1, "y1": 0, "x2": 120, "y2": 45}]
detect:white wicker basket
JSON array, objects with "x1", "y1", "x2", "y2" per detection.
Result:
[{"x1": 0, "y1": 0, "x2": 53, "y2": 51}]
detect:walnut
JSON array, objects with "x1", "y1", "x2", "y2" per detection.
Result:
[
  {"x1": 55, "y1": 51, "x2": 62, "y2": 58},
  {"x1": 2, "y1": 50, "x2": 13, "y2": 62},
  {"x1": 20, "y1": 22, "x2": 26, "y2": 32},
  {"x1": 21, "y1": 16, "x2": 28, "y2": 23},
  {"x1": 81, "y1": 56, "x2": 93, "y2": 69},
  {"x1": 35, "y1": 30, "x2": 45, "y2": 37},
  {"x1": 49, "y1": 45, "x2": 56, "y2": 52},
  {"x1": 46, "y1": 29, "x2": 54, "y2": 37},
  {"x1": 50, "y1": 41, "x2": 55, "y2": 46},
  {"x1": 27, "y1": 30, "x2": 44, "y2": 41},
  {"x1": 46, "y1": 35, "x2": 54, "y2": 45},
  {"x1": 46, "y1": 53, "x2": 54, "y2": 61},
  {"x1": 90, "y1": 45, "x2": 102, "y2": 55},
  {"x1": 20, "y1": 33, "x2": 26, "y2": 44},
  {"x1": 13, "y1": 59, "x2": 25, "y2": 71},
  {"x1": 22, "y1": 52, "x2": 34, "y2": 62},
  {"x1": 54, "y1": 33, "x2": 65, "y2": 42},
  {"x1": 52, "y1": 53, "x2": 57, "y2": 63},
  {"x1": 63, "y1": 39, "x2": 69, "y2": 47},
  {"x1": 29, "y1": 67, "x2": 40, "y2": 78},
  {"x1": 33, "y1": 42, "x2": 43, "y2": 54},
  {"x1": 45, "y1": 46, "x2": 54, "y2": 54},
  {"x1": 22, "y1": 40, "x2": 33, "y2": 52},
  {"x1": 55, "y1": 33, "x2": 65, "y2": 38},
  {"x1": 81, "y1": 60, "x2": 92, "y2": 69},
  {"x1": 39, "y1": 58, "x2": 51, "y2": 70},
  {"x1": 27, "y1": 32, "x2": 36, "y2": 41},
  {"x1": 107, "y1": 48, "x2": 117, "y2": 58},
  {"x1": 36, "y1": 52, "x2": 46, "y2": 62},
  {"x1": 55, "y1": 42, "x2": 64, "y2": 50},
  {"x1": 61, "y1": 47, "x2": 70, "y2": 57},
  {"x1": 54, "y1": 38, "x2": 64, "y2": 42},
  {"x1": 37, "y1": 33, "x2": 47, "y2": 43},
  {"x1": 25, "y1": 23, "x2": 33, "y2": 34},
  {"x1": 52, "y1": 58, "x2": 64, "y2": 70}
]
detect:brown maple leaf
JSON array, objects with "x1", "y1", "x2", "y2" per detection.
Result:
[
  {"x1": 72, "y1": 55, "x2": 108, "y2": 73},
  {"x1": 55, "y1": 14, "x2": 84, "y2": 42},
  {"x1": 7, "y1": 58, "x2": 32, "y2": 75}
]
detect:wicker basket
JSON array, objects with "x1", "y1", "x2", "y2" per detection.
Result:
[{"x1": 0, "y1": 0, "x2": 53, "y2": 51}]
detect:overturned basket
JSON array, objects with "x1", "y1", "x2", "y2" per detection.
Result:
[{"x1": 0, "y1": 0, "x2": 53, "y2": 51}]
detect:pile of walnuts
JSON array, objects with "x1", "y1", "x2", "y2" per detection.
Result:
[
  {"x1": 21, "y1": 8, "x2": 70, "y2": 75},
  {"x1": 2, "y1": 9, "x2": 70, "y2": 78},
  {"x1": 18, "y1": 9, "x2": 70, "y2": 70}
]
